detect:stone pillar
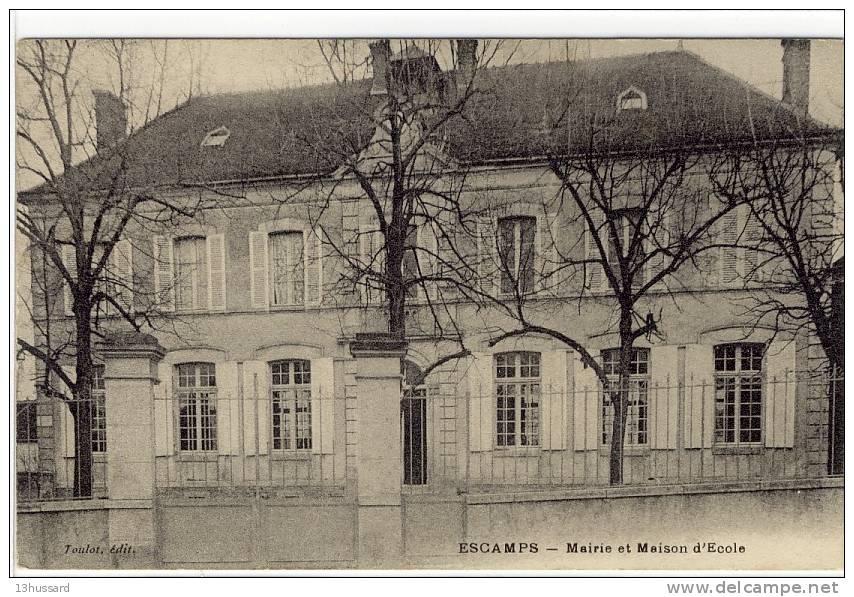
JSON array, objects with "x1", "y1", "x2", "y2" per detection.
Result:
[
  {"x1": 350, "y1": 332, "x2": 407, "y2": 566},
  {"x1": 98, "y1": 331, "x2": 165, "y2": 568}
]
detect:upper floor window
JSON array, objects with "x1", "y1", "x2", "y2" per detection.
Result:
[
  {"x1": 714, "y1": 343, "x2": 764, "y2": 445},
  {"x1": 498, "y1": 216, "x2": 536, "y2": 295},
  {"x1": 270, "y1": 360, "x2": 312, "y2": 451},
  {"x1": 607, "y1": 209, "x2": 646, "y2": 286},
  {"x1": 91, "y1": 365, "x2": 107, "y2": 453},
  {"x1": 617, "y1": 86, "x2": 648, "y2": 111},
  {"x1": 269, "y1": 231, "x2": 305, "y2": 307},
  {"x1": 601, "y1": 348, "x2": 650, "y2": 446},
  {"x1": 176, "y1": 362, "x2": 217, "y2": 452},
  {"x1": 495, "y1": 351, "x2": 541, "y2": 448},
  {"x1": 153, "y1": 233, "x2": 226, "y2": 313},
  {"x1": 174, "y1": 236, "x2": 208, "y2": 311}
]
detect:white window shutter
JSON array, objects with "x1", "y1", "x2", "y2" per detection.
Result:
[
  {"x1": 718, "y1": 207, "x2": 739, "y2": 287},
  {"x1": 310, "y1": 357, "x2": 335, "y2": 454},
  {"x1": 111, "y1": 239, "x2": 134, "y2": 313},
  {"x1": 152, "y1": 236, "x2": 175, "y2": 311},
  {"x1": 215, "y1": 361, "x2": 240, "y2": 455},
  {"x1": 540, "y1": 350, "x2": 567, "y2": 450},
  {"x1": 646, "y1": 210, "x2": 671, "y2": 288},
  {"x1": 61, "y1": 244, "x2": 76, "y2": 317},
  {"x1": 476, "y1": 217, "x2": 496, "y2": 295},
  {"x1": 248, "y1": 231, "x2": 269, "y2": 310},
  {"x1": 206, "y1": 233, "x2": 227, "y2": 312},
  {"x1": 572, "y1": 354, "x2": 600, "y2": 451},
  {"x1": 683, "y1": 344, "x2": 715, "y2": 449},
  {"x1": 155, "y1": 362, "x2": 175, "y2": 456},
  {"x1": 584, "y1": 212, "x2": 606, "y2": 292},
  {"x1": 650, "y1": 345, "x2": 679, "y2": 449},
  {"x1": 467, "y1": 352, "x2": 493, "y2": 452},
  {"x1": 764, "y1": 340, "x2": 796, "y2": 448},
  {"x1": 741, "y1": 208, "x2": 763, "y2": 283},
  {"x1": 61, "y1": 400, "x2": 75, "y2": 458},
  {"x1": 537, "y1": 212, "x2": 559, "y2": 296},
  {"x1": 359, "y1": 215, "x2": 383, "y2": 303},
  {"x1": 305, "y1": 227, "x2": 323, "y2": 306},
  {"x1": 242, "y1": 360, "x2": 269, "y2": 455}
]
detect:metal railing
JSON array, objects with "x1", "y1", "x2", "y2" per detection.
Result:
[{"x1": 402, "y1": 372, "x2": 841, "y2": 494}]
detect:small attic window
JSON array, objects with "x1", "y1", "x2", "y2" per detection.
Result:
[
  {"x1": 201, "y1": 126, "x2": 231, "y2": 148},
  {"x1": 617, "y1": 86, "x2": 648, "y2": 112}
]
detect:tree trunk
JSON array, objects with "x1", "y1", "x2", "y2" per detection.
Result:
[
  {"x1": 72, "y1": 303, "x2": 94, "y2": 498},
  {"x1": 608, "y1": 317, "x2": 634, "y2": 486}
]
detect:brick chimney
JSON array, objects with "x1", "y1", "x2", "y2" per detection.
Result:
[
  {"x1": 456, "y1": 39, "x2": 478, "y2": 75},
  {"x1": 781, "y1": 39, "x2": 810, "y2": 116},
  {"x1": 93, "y1": 90, "x2": 127, "y2": 151},
  {"x1": 369, "y1": 39, "x2": 391, "y2": 96}
]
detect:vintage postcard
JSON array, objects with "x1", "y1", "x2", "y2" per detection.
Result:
[{"x1": 13, "y1": 18, "x2": 844, "y2": 575}]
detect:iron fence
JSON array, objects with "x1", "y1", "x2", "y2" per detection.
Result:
[{"x1": 15, "y1": 371, "x2": 841, "y2": 502}]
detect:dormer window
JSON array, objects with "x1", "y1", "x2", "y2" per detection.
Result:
[
  {"x1": 201, "y1": 126, "x2": 231, "y2": 148},
  {"x1": 617, "y1": 86, "x2": 648, "y2": 112}
]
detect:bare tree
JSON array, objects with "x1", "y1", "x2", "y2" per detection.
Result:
[
  {"x1": 293, "y1": 39, "x2": 511, "y2": 383},
  {"x1": 463, "y1": 59, "x2": 752, "y2": 485},
  {"x1": 709, "y1": 132, "x2": 843, "y2": 473},
  {"x1": 16, "y1": 39, "x2": 208, "y2": 497}
]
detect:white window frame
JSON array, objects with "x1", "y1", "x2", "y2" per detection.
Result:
[
  {"x1": 173, "y1": 235, "x2": 209, "y2": 312},
  {"x1": 616, "y1": 86, "x2": 648, "y2": 112},
  {"x1": 91, "y1": 365, "x2": 107, "y2": 453},
  {"x1": 600, "y1": 348, "x2": 650, "y2": 447},
  {"x1": 713, "y1": 343, "x2": 764, "y2": 446},
  {"x1": 268, "y1": 230, "x2": 307, "y2": 307},
  {"x1": 497, "y1": 216, "x2": 537, "y2": 296},
  {"x1": 494, "y1": 351, "x2": 541, "y2": 449},
  {"x1": 175, "y1": 362, "x2": 218, "y2": 453},
  {"x1": 269, "y1": 359, "x2": 313, "y2": 452}
]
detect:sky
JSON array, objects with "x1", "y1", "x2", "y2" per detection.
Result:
[{"x1": 14, "y1": 38, "x2": 844, "y2": 192}]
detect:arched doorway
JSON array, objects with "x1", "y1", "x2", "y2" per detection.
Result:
[{"x1": 402, "y1": 360, "x2": 428, "y2": 485}]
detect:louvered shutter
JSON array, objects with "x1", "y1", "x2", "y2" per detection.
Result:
[
  {"x1": 152, "y1": 236, "x2": 175, "y2": 311},
  {"x1": 650, "y1": 345, "x2": 679, "y2": 449},
  {"x1": 741, "y1": 208, "x2": 763, "y2": 283},
  {"x1": 572, "y1": 355, "x2": 600, "y2": 451},
  {"x1": 61, "y1": 244, "x2": 76, "y2": 317},
  {"x1": 305, "y1": 226, "x2": 323, "y2": 306},
  {"x1": 646, "y1": 210, "x2": 671, "y2": 288},
  {"x1": 111, "y1": 239, "x2": 134, "y2": 313},
  {"x1": 584, "y1": 211, "x2": 607, "y2": 292},
  {"x1": 215, "y1": 361, "x2": 240, "y2": 455},
  {"x1": 540, "y1": 350, "x2": 568, "y2": 450},
  {"x1": 718, "y1": 208, "x2": 739, "y2": 288},
  {"x1": 764, "y1": 340, "x2": 796, "y2": 448},
  {"x1": 359, "y1": 215, "x2": 384, "y2": 303},
  {"x1": 417, "y1": 221, "x2": 440, "y2": 300},
  {"x1": 249, "y1": 231, "x2": 269, "y2": 309},
  {"x1": 310, "y1": 357, "x2": 335, "y2": 454},
  {"x1": 206, "y1": 234, "x2": 226, "y2": 311},
  {"x1": 684, "y1": 344, "x2": 715, "y2": 448},
  {"x1": 476, "y1": 217, "x2": 497, "y2": 295},
  {"x1": 467, "y1": 352, "x2": 493, "y2": 452},
  {"x1": 537, "y1": 213, "x2": 559, "y2": 295},
  {"x1": 154, "y1": 362, "x2": 175, "y2": 456},
  {"x1": 242, "y1": 360, "x2": 269, "y2": 455}
]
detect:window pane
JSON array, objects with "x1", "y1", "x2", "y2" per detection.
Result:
[
  {"x1": 270, "y1": 360, "x2": 312, "y2": 451},
  {"x1": 498, "y1": 219, "x2": 516, "y2": 294},
  {"x1": 269, "y1": 231, "x2": 305, "y2": 306},
  {"x1": 174, "y1": 236, "x2": 207, "y2": 310},
  {"x1": 519, "y1": 217, "x2": 536, "y2": 293}
]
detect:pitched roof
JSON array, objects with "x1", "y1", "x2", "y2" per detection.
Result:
[{"x1": 22, "y1": 49, "x2": 836, "y2": 196}]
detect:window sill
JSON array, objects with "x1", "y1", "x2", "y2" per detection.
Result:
[
  {"x1": 599, "y1": 445, "x2": 650, "y2": 457},
  {"x1": 268, "y1": 304, "x2": 308, "y2": 312},
  {"x1": 178, "y1": 453, "x2": 220, "y2": 462},
  {"x1": 270, "y1": 451, "x2": 313, "y2": 461},
  {"x1": 712, "y1": 445, "x2": 764, "y2": 456},
  {"x1": 493, "y1": 447, "x2": 541, "y2": 458}
]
